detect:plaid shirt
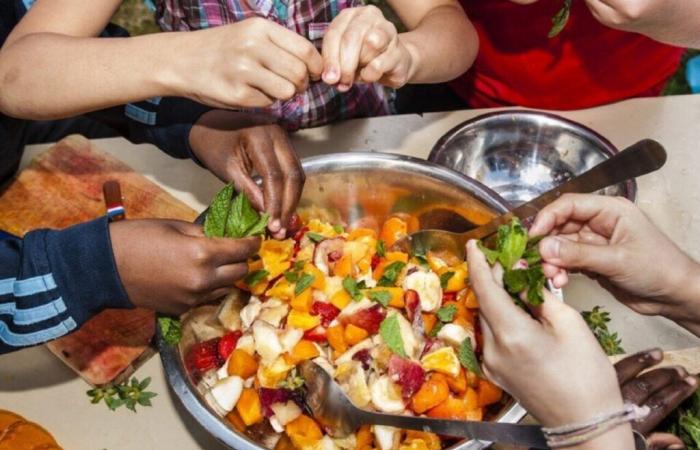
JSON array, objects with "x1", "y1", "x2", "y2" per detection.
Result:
[{"x1": 156, "y1": 0, "x2": 391, "y2": 130}]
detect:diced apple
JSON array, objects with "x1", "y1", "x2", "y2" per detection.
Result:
[
  {"x1": 374, "y1": 425, "x2": 400, "y2": 450},
  {"x1": 240, "y1": 297, "x2": 262, "y2": 330},
  {"x1": 270, "y1": 401, "x2": 302, "y2": 426},
  {"x1": 253, "y1": 321, "x2": 283, "y2": 363},
  {"x1": 279, "y1": 327, "x2": 305, "y2": 353},
  {"x1": 209, "y1": 376, "x2": 243, "y2": 413}
]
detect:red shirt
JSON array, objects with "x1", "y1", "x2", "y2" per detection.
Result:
[{"x1": 452, "y1": 0, "x2": 685, "y2": 109}]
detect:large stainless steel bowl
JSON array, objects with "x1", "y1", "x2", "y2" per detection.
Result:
[
  {"x1": 429, "y1": 110, "x2": 636, "y2": 206},
  {"x1": 159, "y1": 152, "x2": 524, "y2": 450}
]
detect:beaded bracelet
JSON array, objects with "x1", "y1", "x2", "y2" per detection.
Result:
[{"x1": 542, "y1": 403, "x2": 650, "y2": 448}]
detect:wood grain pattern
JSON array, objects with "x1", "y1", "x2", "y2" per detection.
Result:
[{"x1": 0, "y1": 135, "x2": 198, "y2": 386}]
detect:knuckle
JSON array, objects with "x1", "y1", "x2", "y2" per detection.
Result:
[
  {"x1": 188, "y1": 272, "x2": 211, "y2": 293},
  {"x1": 287, "y1": 168, "x2": 305, "y2": 184},
  {"x1": 279, "y1": 82, "x2": 296, "y2": 100},
  {"x1": 363, "y1": 4, "x2": 382, "y2": 16}
]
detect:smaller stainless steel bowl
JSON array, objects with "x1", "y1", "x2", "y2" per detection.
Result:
[{"x1": 428, "y1": 110, "x2": 636, "y2": 206}]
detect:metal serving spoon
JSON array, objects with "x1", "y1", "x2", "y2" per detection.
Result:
[
  {"x1": 395, "y1": 139, "x2": 667, "y2": 260},
  {"x1": 299, "y1": 361, "x2": 549, "y2": 448}
]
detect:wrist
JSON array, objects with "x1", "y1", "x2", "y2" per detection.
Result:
[
  {"x1": 150, "y1": 31, "x2": 199, "y2": 98},
  {"x1": 661, "y1": 257, "x2": 700, "y2": 324},
  {"x1": 398, "y1": 35, "x2": 422, "y2": 83}
]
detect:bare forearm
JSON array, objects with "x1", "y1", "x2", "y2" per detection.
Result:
[
  {"x1": 0, "y1": 32, "x2": 184, "y2": 120},
  {"x1": 399, "y1": 5, "x2": 478, "y2": 84}
]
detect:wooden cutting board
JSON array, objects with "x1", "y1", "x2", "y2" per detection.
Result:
[{"x1": 0, "y1": 135, "x2": 198, "y2": 386}]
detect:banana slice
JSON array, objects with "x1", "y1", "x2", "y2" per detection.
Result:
[
  {"x1": 374, "y1": 425, "x2": 400, "y2": 450},
  {"x1": 370, "y1": 375, "x2": 405, "y2": 413},
  {"x1": 437, "y1": 323, "x2": 476, "y2": 349},
  {"x1": 402, "y1": 271, "x2": 442, "y2": 313}
]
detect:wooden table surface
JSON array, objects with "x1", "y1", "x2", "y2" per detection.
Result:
[{"x1": 2, "y1": 95, "x2": 700, "y2": 450}]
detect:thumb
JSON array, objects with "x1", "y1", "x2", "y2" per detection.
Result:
[{"x1": 539, "y1": 236, "x2": 619, "y2": 277}]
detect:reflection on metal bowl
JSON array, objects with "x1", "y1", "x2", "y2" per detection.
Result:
[
  {"x1": 428, "y1": 110, "x2": 636, "y2": 206},
  {"x1": 159, "y1": 152, "x2": 525, "y2": 450}
]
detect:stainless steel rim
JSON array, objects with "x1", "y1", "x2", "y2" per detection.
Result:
[
  {"x1": 158, "y1": 152, "x2": 527, "y2": 450},
  {"x1": 428, "y1": 109, "x2": 637, "y2": 203}
]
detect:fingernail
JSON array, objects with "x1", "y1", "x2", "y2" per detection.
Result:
[
  {"x1": 323, "y1": 67, "x2": 339, "y2": 83},
  {"x1": 269, "y1": 219, "x2": 281, "y2": 232},
  {"x1": 668, "y1": 445, "x2": 685, "y2": 450},
  {"x1": 672, "y1": 365, "x2": 689, "y2": 378},
  {"x1": 540, "y1": 237, "x2": 561, "y2": 258},
  {"x1": 685, "y1": 375, "x2": 698, "y2": 387},
  {"x1": 338, "y1": 83, "x2": 351, "y2": 92},
  {"x1": 646, "y1": 348, "x2": 663, "y2": 362}
]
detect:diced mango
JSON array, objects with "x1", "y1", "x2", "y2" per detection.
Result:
[
  {"x1": 285, "y1": 414, "x2": 323, "y2": 449},
  {"x1": 363, "y1": 287, "x2": 404, "y2": 308},
  {"x1": 446, "y1": 368, "x2": 468, "y2": 394},
  {"x1": 330, "y1": 289, "x2": 352, "y2": 310},
  {"x1": 441, "y1": 263, "x2": 468, "y2": 293},
  {"x1": 327, "y1": 325, "x2": 347, "y2": 355},
  {"x1": 228, "y1": 349, "x2": 259, "y2": 379},
  {"x1": 462, "y1": 288, "x2": 479, "y2": 309},
  {"x1": 260, "y1": 239, "x2": 295, "y2": 279},
  {"x1": 356, "y1": 425, "x2": 374, "y2": 450},
  {"x1": 303, "y1": 263, "x2": 326, "y2": 290},
  {"x1": 287, "y1": 310, "x2": 321, "y2": 331},
  {"x1": 477, "y1": 379, "x2": 503, "y2": 407},
  {"x1": 344, "y1": 324, "x2": 369, "y2": 346},
  {"x1": 307, "y1": 219, "x2": 338, "y2": 237},
  {"x1": 422, "y1": 314, "x2": 437, "y2": 334},
  {"x1": 404, "y1": 431, "x2": 441, "y2": 450},
  {"x1": 287, "y1": 340, "x2": 320, "y2": 365},
  {"x1": 333, "y1": 254, "x2": 353, "y2": 278},
  {"x1": 411, "y1": 373, "x2": 449, "y2": 414},
  {"x1": 348, "y1": 228, "x2": 377, "y2": 241},
  {"x1": 385, "y1": 251, "x2": 409, "y2": 263},
  {"x1": 236, "y1": 388, "x2": 263, "y2": 426},
  {"x1": 290, "y1": 289, "x2": 313, "y2": 313},
  {"x1": 379, "y1": 217, "x2": 408, "y2": 247},
  {"x1": 266, "y1": 278, "x2": 295, "y2": 301}
]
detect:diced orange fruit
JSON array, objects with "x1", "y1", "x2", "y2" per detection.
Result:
[
  {"x1": 466, "y1": 408, "x2": 484, "y2": 421},
  {"x1": 363, "y1": 287, "x2": 404, "y2": 308},
  {"x1": 462, "y1": 288, "x2": 479, "y2": 309},
  {"x1": 266, "y1": 278, "x2": 294, "y2": 301},
  {"x1": 385, "y1": 251, "x2": 409, "y2": 263},
  {"x1": 477, "y1": 379, "x2": 503, "y2": 407},
  {"x1": 225, "y1": 410, "x2": 247, "y2": 433},
  {"x1": 327, "y1": 325, "x2": 347, "y2": 355},
  {"x1": 463, "y1": 387, "x2": 479, "y2": 410},
  {"x1": 303, "y1": 263, "x2": 326, "y2": 290},
  {"x1": 426, "y1": 395, "x2": 468, "y2": 420},
  {"x1": 348, "y1": 228, "x2": 377, "y2": 241},
  {"x1": 356, "y1": 425, "x2": 374, "y2": 450},
  {"x1": 427, "y1": 252, "x2": 448, "y2": 273},
  {"x1": 287, "y1": 340, "x2": 320, "y2": 365},
  {"x1": 287, "y1": 310, "x2": 321, "y2": 331},
  {"x1": 344, "y1": 324, "x2": 369, "y2": 345},
  {"x1": 333, "y1": 254, "x2": 353, "y2": 278},
  {"x1": 441, "y1": 263, "x2": 468, "y2": 293},
  {"x1": 404, "y1": 431, "x2": 441, "y2": 450},
  {"x1": 228, "y1": 349, "x2": 259, "y2": 379},
  {"x1": 421, "y1": 346, "x2": 461, "y2": 377},
  {"x1": 260, "y1": 239, "x2": 294, "y2": 279},
  {"x1": 446, "y1": 367, "x2": 468, "y2": 394},
  {"x1": 422, "y1": 313, "x2": 437, "y2": 334},
  {"x1": 330, "y1": 289, "x2": 352, "y2": 310},
  {"x1": 379, "y1": 217, "x2": 408, "y2": 247},
  {"x1": 390, "y1": 213, "x2": 420, "y2": 234},
  {"x1": 285, "y1": 414, "x2": 323, "y2": 449},
  {"x1": 236, "y1": 388, "x2": 263, "y2": 426},
  {"x1": 411, "y1": 373, "x2": 449, "y2": 414},
  {"x1": 290, "y1": 288, "x2": 313, "y2": 313}
]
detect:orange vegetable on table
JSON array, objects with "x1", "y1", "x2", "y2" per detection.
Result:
[
  {"x1": 227, "y1": 349, "x2": 258, "y2": 379},
  {"x1": 236, "y1": 388, "x2": 263, "y2": 426},
  {"x1": 411, "y1": 373, "x2": 449, "y2": 414}
]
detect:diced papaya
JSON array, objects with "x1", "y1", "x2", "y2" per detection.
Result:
[
  {"x1": 287, "y1": 310, "x2": 321, "y2": 331},
  {"x1": 379, "y1": 217, "x2": 408, "y2": 248},
  {"x1": 333, "y1": 254, "x2": 353, "y2": 278},
  {"x1": 225, "y1": 409, "x2": 247, "y2": 433},
  {"x1": 344, "y1": 324, "x2": 369, "y2": 345},
  {"x1": 477, "y1": 379, "x2": 503, "y2": 407},
  {"x1": 463, "y1": 387, "x2": 479, "y2": 410},
  {"x1": 303, "y1": 263, "x2": 326, "y2": 290},
  {"x1": 411, "y1": 373, "x2": 449, "y2": 414},
  {"x1": 285, "y1": 414, "x2": 323, "y2": 449},
  {"x1": 260, "y1": 239, "x2": 295, "y2": 279},
  {"x1": 453, "y1": 315, "x2": 475, "y2": 330},
  {"x1": 404, "y1": 431, "x2": 441, "y2": 450},
  {"x1": 426, "y1": 395, "x2": 465, "y2": 420},
  {"x1": 446, "y1": 368, "x2": 468, "y2": 394},
  {"x1": 441, "y1": 263, "x2": 468, "y2": 293},
  {"x1": 385, "y1": 251, "x2": 409, "y2": 263},
  {"x1": 462, "y1": 288, "x2": 479, "y2": 309},
  {"x1": 330, "y1": 289, "x2": 352, "y2": 310},
  {"x1": 228, "y1": 349, "x2": 259, "y2": 379},
  {"x1": 236, "y1": 388, "x2": 263, "y2": 426},
  {"x1": 290, "y1": 288, "x2": 313, "y2": 313},
  {"x1": 356, "y1": 425, "x2": 374, "y2": 450},
  {"x1": 274, "y1": 434, "x2": 296, "y2": 450},
  {"x1": 266, "y1": 278, "x2": 295, "y2": 301},
  {"x1": 422, "y1": 313, "x2": 438, "y2": 334},
  {"x1": 466, "y1": 408, "x2": 483, "y2": 421},
  {"x1": 287, "y1": 340, "x2": 320, "y2": 365},
  {"x1": 327, "y1": 325, "x2": 348, "y2": 355}
]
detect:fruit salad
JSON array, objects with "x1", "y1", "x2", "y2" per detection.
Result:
[{"x1": 183, "y1": 215, "x2": 506, "y2": 450}]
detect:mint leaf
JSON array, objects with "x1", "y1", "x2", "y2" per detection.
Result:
[
  {"x1": 293, "y1": 260, "x2": 307, "y2": 271},
  {"x1": 158, "y1": 317, "x2": 182, "y2": 346},
  {"x1": 376, "y1": 240, "x2": 386, "y2": 257},
  {"x1": 428, "y1": 321, "x2": 444, "y2": 338},
  {"x1": 458, "y1": 338, "x2": 482, "y2": 377},
  {"x1": 295, "y1": 273, "x2": 315, "y2": 296},
  {"x1": 503, "y1": 269, "x2": 528, "y2": 294},
  {"x1": 284, "y1": 271, "x2": 300, "y2": 283},
  {"x1": 245, "y1": 269, "x2": 269, "y2": 286},
  {"x1": 549, "y1": 0, "x2": 572, "y2": 38},
  {"x1": 380, "y1": 315, "x2": 406, "y2": 358},
  {"x1": 343, "y1": 277, "x2": 364, "y2": 302},
  {"x1": 243, "y1": 212, "x2": 270, "y2": 238},
  {"x1": 307, "y1": 232, "x2": 325, "y2": 243},
  {"x1": 525, "y1": 268, "x2": 546, "y2": 306},
  {"x1": 204, "y1": 184, "x2": 234, "y2": 238},
  {"x1": 477, "y1": 241, "x2": 500, "y2": 266},
  {"x1": 333, "y1": 224, "x2": 345, "y2": 234},
  {"x1": 497, "y1": 219, "x2": 528, "y2": 270},
  {"x1": 440, "y1": 271, "x2": 455, "y2": 289},
  {"x1": 378, "y1": 261, "x2": 406, "y2": 287},
  {"x1": 368, "y1": 290, "x2": 392, "y2": 307},
  {"x1": 436, "y1": 304, "x2": 457, "y2": 323},
  {"x1": 226, "y1": 192, "x2": 257, "y2": 238}
]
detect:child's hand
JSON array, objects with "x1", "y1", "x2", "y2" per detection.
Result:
[
  {"x1": 189, "y1": 111, "x2": 304, "y2": 239},
  {"x1": 110, "y1": 219, "x2": 260, "y2": 314},
  {"x1": 321, "y1": 5, "x2": 416, "y2": 91},
  {"x1": 179, "y1": 18, "x2": 323, "y2": 108}
]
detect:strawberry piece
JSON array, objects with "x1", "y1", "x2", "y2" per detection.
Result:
[
  {"x1": 304, "y1": 325, "x2": 328, "y2": 342},
  {"x1": 442, "y1": 291, "x2": 457, "y2": 303},
  {"x1": 352, "y1": 349, "x2": 372, "y2": 370},
  {"x1": 185, "y1": 338, "x2": 222, "y2": 381},
  {"x1": 310, "y1": 302, "x2": 341, "y2": 327},
  {"x1": 342, "y1": 305, "x2": 386, "y2": 334},
  {"x1": 293, "y1": 226, "x2": 309, "y2": 243},
  {"x1": 404, "y1": 289, "x2": 420, "y2": 322},
  {"x1": 388, "y1": 355, "x2": 426, "y2": 399},
  {"x1": 217, "y1": 330, "x2": 243, "y2": 361},
  {"x1": 371, "y1": 254, "x2": 381, "y2": 270}
]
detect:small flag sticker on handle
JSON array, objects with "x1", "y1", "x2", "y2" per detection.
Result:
[{"x1": 103, "y1": 180, "x2": 125, "y2": 222}]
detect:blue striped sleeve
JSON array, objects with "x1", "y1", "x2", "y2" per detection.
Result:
[{"x1": 0, "y1": 217, "x2": 132, "y2": 354}]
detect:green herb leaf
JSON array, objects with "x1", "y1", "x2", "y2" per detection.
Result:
[
  {"x1": 458, "y1": 338, "x2": 482, "y2": 377},
  {"x1": 284, "y1": 271, "x2": 300, "y2": 283},
  {"x1": 295, "y1": 273, "x2": 315, "y2": 296},
  {"x1": 548, "y1": 0, "x2": 572, "y2": 38},
  {"x1": 582, "y1": 306, "x2": 625, "y2": 356},
  {"x1": 293, "y1": 260, "x2": 307, "y2": 271},
  {"x1": 307, "y1": 232, "x2": 326, "y2": 243},
  {"x1": 428, "y1": 321, "x2": 445, "y2": 338},
  {"x1": 440, "y1": 271, "x2": 455, "y2": 289},
  {"x1": 436, "y1": 304, "x2": 457, "y2": 323},
  {"x1": 497, "y1": 219, "x2": 528, "y2": 270},
  {"x1": 376, "y1": 240, "x2": 386, "y2": 257},
  {"x1": 525, "y1": 268, "x2": 546, "y2": 306},
  {"x1": 343, "y1": 277, "x2": 364, "y2": 302},
  {"x1": 477, "y1": 241, "x2": 501, "y2": 266},
  {"x1": 158, "y1": 317, "x2": 182, "y2": 346},
  {"x1": 378, "y1": 261, "x2": 406, "y2": 287},
  {"x1": 226, "y1": 193, "x2": 269, "y2": 238},
  {"x1": 245, "y1": 269, "x2": 269, "y2": 286},
  {"x1": 380, "y1": 314, "x2": 407, "y2": 358},
  {"x1": 87, "y1": 376, "x2": 157, "y2": 412},
  {"x1": 333, "y1": 224, "x2": 345, "y2": 234},
  {"x1": 243, "y1": 212, "x2": 270, "y2": 238},
  {"x1": 368, "y1": 290, "x2": 392, "y2": 307},
  {"x1": 503, "y1": 269, "x2": 528, "y2": 294},
  {"x1": 204, "y1": 184, "x2": 234, "y2": 238}
]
